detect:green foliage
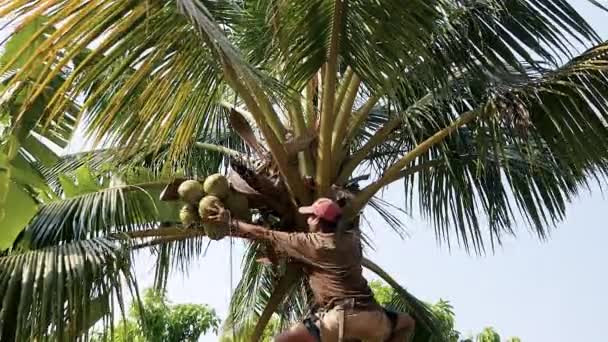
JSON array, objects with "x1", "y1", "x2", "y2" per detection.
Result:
[
  {"x1": 0, "y1": 238, "x2": 132, "y2": 341},
  {"x1": 476, "y1": 327, "x2": 501, "y2": 342},
  {"x1": 0, "y1": 16, "x2": 78, "y2": 251},
  {"x1": 0, "y1": 16, "x2": 49, "y2": 68},
  {"x1": 370, "y1": 280, "x2": 522, "y2": 342},
  {"x1": 0, "y1": 178, "x2": 37, "y2": 249},
  {"x1": 92, "y1": 288, "x2": 220, "y2": 342},
  {"x1": 370, "y1": 279, "x2": 461, "y2": 341},
  {"x1": 369, "y1": 279, "x2": 394, "y2": 306},
  {"x1": 1, "y1": 0, "x2": 608, "y2": 339},
  {"x1": 430, "y1": 300, "x2": 460, "y2": 342},
  {"x1": 219, "y1": 315, "x2": 279, "y2": 342}
]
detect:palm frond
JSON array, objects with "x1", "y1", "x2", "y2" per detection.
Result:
[
  {"x1": 362, "y1": 257, "x2": 445, "y2": 341},
  {"x1": 0, "y1": 15, "x2": 79, "y2": 150},
  {"x1": 39, "y1": 136, "x2": 230, "y2": 195},
  {"x1": 26, "y1": 181, "x2": 168, "y2": 248},
  {"x1": 351, "y1": 41, "x2": 608, "y2": 252},
  {"x1": 387, "y1": 0, "x2": 602, "y2": 103},
  {"x1": 224, "y1": 241, "x2": 279, "y2": 331},
  {"x1": 275, "y1": 273, "x2": 314, "y2": 329},
  {"x1": 20, "y1": 161, "x2": 183, "y2": 249},
  {"x1": 148, "y1": 235, "x2": 209, "y2": 291},
  {"x1": 365, "y1": 196, "x2": 407, "y2": 239},
  {"x1": 0, "y1": 237, "x2": 134, "y2": 341},
  {"x1": 1, "y1": 1, "x2": 232, "y2": 163}
]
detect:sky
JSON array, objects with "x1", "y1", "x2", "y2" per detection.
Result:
[{"x1": 2, "y1": 1, "x2": 608, "y2": 341}]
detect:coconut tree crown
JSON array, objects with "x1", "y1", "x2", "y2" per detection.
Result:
[{"x1": 1, "y1": 0, "x2": 608, "y2": 340}]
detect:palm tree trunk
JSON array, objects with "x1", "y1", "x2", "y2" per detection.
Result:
[{"x1": 251, "y1": 267, "x2": 301, "y2": 342}]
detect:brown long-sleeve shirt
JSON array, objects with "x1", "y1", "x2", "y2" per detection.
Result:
[{"x1": 257, "y1": 229, "x2": 374, "y2": 307}]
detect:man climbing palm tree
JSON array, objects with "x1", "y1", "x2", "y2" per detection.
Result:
[{"x1": 208, "y1": 197, "x2": 415, "y2": 341}]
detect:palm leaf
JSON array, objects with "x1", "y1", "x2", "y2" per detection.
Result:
[
  {"x1": 362, "y1": 257, "x2": 445, "y2": 341},
  {"x1": 352, "y1": 42, "x2": 608, "y2": 251},
  {"x1": 25, "y1": 180, "x2": 168, "y2": 248},
  {"x1": 1, "y1": 1, "x2": 232, "y2": 163},
  {"x1": 0, "y1": 237, "x2": 134, "y2": 341},
  {"x1": 148, "y1": 235, "x2": 209, "y2": 291},
  {"x1": 224, "y1": 241, "x2": 280, "y2": 332}
]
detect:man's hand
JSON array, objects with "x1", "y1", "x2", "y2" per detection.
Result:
[{"x1": 205, "y1": 203, "x2": 231, "y2": 225}]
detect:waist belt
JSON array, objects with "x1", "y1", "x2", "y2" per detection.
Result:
[{"x1": 323, "y1": 295, "x2": 377, "y2": 311}]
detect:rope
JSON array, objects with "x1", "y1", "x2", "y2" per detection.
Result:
[{"x1": 228, "y1": 212, "x2": 236, "y2": 341}]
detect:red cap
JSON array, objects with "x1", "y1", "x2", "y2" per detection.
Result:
[{"x1": 298, "y1": 198, "x2": 342, "y2": 223}]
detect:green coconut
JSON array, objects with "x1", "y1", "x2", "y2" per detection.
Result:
[
  {"x1": 179, "y1": 204, "x2": 199, "y2": 227},
  {"x1": 203, "y1": 173, "x2": 229, "y2": 199},
  {"x1": 177, "y1": 180, "x2": 205, "y2": 204},
  {"x1": 225, "y1": 191, "x2": 249, "y2": 220}
]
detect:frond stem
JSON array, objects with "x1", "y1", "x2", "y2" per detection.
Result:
[
  {"x1": 347, "y1": 110, "x2": 479, "y2": 216},
  {"x1": 334, "y1": 67, "x2": 354, "y2": 111},
  {"x1": 332, "y1": 73, "x2": 362, "y2": 158},
  {"x1": 316, "y1": 0, "x2": 345, "y2": 197},
  {"x1": 194, "y1": 142, "x2": 242, "y2": 158},
  {"x1": 343, "y1": 96, "x2": 379, "y2": 146},
  {"x1": 337, "y1": 116, "x2": 401, "y2": 184},
  {"x1": 288, "y1": 104, "x2": 315, "y2": 177},
  {"x1": 224, "y1": 63, "x2": 311, "y2": 205}
]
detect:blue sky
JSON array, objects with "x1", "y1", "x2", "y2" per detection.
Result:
[
  {"x1": 131, "y1": 2, "x2": 607, "y2": 341},
  {"x1": 2, "y1": 1, "x2": 607, "y2": 341}
]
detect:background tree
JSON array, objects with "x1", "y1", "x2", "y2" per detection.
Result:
[
  {"x1": 91, "y1": 288, "x2": 220, "y2": 342},
  {"x1": 1, "y1": 1, "x2": 608, "y2": 341},
  {"x1": 219, "y1": 315, "x2": 279, "y2": 342},
  {"x1": 475, "y1": 327, "x2": 501, "y2": 342}
]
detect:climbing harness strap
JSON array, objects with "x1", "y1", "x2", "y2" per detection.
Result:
[
  {"x1": 337, "y1": 306, "x2": 345, "y2": 342},
  {"x1": 303, "y1": 313, "x2": 321, "y2": 342}
]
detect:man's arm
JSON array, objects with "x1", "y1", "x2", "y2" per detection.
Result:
[
  {"x1": 206, "y1": 205, "x2": 320, "y2": 262},
  {"x1": 229, "y1": 220, "x2": 313, "y2": 254},
  {"x1": 226, "y1": 219, "x2": 275, "y2": 240}
]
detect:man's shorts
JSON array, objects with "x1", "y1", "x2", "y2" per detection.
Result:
[{"x1": 304, "y1": 305, "x2": 395, "y2": 342}]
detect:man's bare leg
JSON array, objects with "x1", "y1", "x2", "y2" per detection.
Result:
[
  {"x1": 387, "y1": 313, "x2": 416, "y2": 342},
  {"x1": 274, "y1": 323, "x2": 318, "y2": 342}
]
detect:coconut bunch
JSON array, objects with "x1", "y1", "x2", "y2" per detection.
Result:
[{"x1": 176, "y1": 173, "x2": 250, "y2": 240}]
